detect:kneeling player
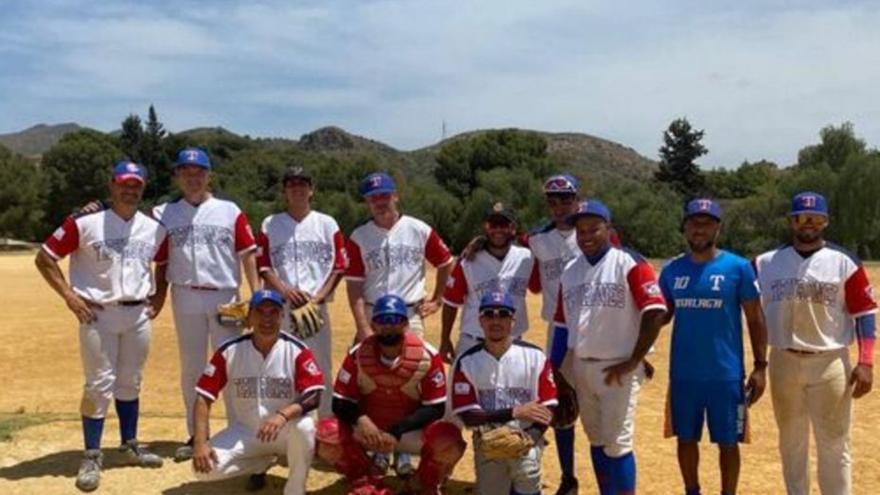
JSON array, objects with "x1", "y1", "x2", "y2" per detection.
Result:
[
  {"x1": 191, "y1": 290, "x2": 324, "y2": 495},
  {"x1": 452, "y1": 292, "x2": 558, "y2": 495},
  {"x1": 316, "y1": 294, "x2": 465, "y2": 495}
]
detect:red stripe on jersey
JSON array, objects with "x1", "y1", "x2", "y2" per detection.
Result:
[
  {"x1": 517, "y1": 232, "x2": 530, "y2": 248},
  {"x1": 451, "y1": 366, "x2": 479, "y2": 413},
  {"x1": 845, "y1": 266, "x2": 878, "y2": 316},
  {"x1": 528, "y1": 261, "x2": 541, "y2": 293},
  {"x1": 294, "y1": 348, "x2": 325, "y2": 394},
  {"x1": 344, "y1": 238, "x2": 366, "y2": 278},
  {"x1": 425, "y1": 229, "x2": 452, "y2": 267},
  {"x1": 234, "y1": 212, "x2": 257, "y2": 253},
  {"x1": 420, "y1": 353, "x2": 448, "y2": 404},
  {"x1": 154, "y1": 235, "x2": 170, "y2": 264},
  {"x1": 442, "y1": 261, "x2": 468, "y2": 306},
  {"x1": 626, "y1": 260, "x2": 666, "y2": 311},
  {"x1": 537, "y1": 358, "x2": 558, "y2": 405},
  {"x1": 42, "y1": 216, "x2": 79, "y2": 259},
  {"x1": 196, "y1": 351, "x2": 228, "y2": 401},
  {"x1": 333, "y1": 351, "x2": 361, "y2": 402},
  {"x1": 255, "y1": 230, "x2": 271, "y2": 270},
  {"x1": 332, "y1": 231, "x2": 348, "y2": 271}
]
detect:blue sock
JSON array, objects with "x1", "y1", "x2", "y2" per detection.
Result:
[
  {"x1": 607, "y1": 451, "x2": 636, "y2": 492},
  {"x1": 554, "y1": 426, "x2": 576, "y2": 478},
  {"x1": 82, "y1": 416, "x2": 105, "y2": 450},
  {"x1": 115, "y1": 398, "x2": 139, "y2": 443},
  {"x1": 590, "y1": 446, "x2": 613, "y2": 494}
]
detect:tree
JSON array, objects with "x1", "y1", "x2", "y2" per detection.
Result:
[
  {"x1": 119, "y1": 114, "x2": 143, "y2": 162},
  {"x1": 140, "y1": 105, "x2": 170, "y2": 203},
  {"x1": 0, "y1": 145, "x2": 47, "y2": 239},
  {"x1": 655, "y1": 118, "x2": 707, "y2": 198},
  {"x1": 797, "y1": 122, "x2": 866, "y2": 171}
]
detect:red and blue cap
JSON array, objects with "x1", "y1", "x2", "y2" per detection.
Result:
[
  {"x1": 360, "y1": 172, "x2": 397, "y2": 197},
  {"x1": 790, "y1": 192, "x2": 828, "y2": 217},
  {"x1": 250, "y1": 289, "x2": 285, "y2": 308},
  {"x1": 543, "y1": 174, "x2": 579, "y2": 195},
  {"x1": 175, "y1": 147, "x2": 212, "y2": 170},
  {"x1": 112, "y1": 161, "x2": 146, "y2": 184},
  {"x1": 479, "y1": 291, "x2": 516, "y2": 312},
  {"x1": 685, "y1": 198, "x2": 722, "y2": 222},
  {"x1": 372, "y1": 294, "x2": 409, "y2": 321},
  {"x1": 566, "y1": 199, "x2": 611, "y2": 225}
]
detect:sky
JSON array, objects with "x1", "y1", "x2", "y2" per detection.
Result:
[{"x1": 1, "y1": 0, "x2": 879, "y2": 168}]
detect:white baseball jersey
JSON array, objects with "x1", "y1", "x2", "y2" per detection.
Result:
[
  {"x1": 152, "y1": 196, "x2": 256, "y2": 289},
  {"x1": 451, "y1": 341, "x2": 557, "y2": 427},
  {"x1": 524, "y1": 224, "x2": 579, "y2": 321},
  {"x1": 42, "y1": 210, "x2": 168, "y2": 303},
  {"x1": 754, "y1": 243, "x2": 877, "y2": 351},
  {"x1": 442, "y1": 246, "x2": 535, "y2": 338},
  {"x1": 345, "y1": 215, "x2": 452, "y2": 304},
  {"x1": 554, "y1": 247, "x2": 666, "y2": 360},
  {"x1": 196, "y1": 332, "x2": 325, "y2": 432},
  {"x1": 255, "y1": 211, "x2": 347, "y2": 298}
]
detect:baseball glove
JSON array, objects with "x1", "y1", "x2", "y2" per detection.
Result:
[
  {"x1": 552, "y1": 372, "x2": 579, "y2": 428},
  {"x1": 478, "y1": 425, "x2": 534, "y2": 460},
  {"x1": 289, "y1": 301, "x2": 323, "y2": 340},
  {"x1": 217, "y1": 301, "x2": 249, "y2": 327}
]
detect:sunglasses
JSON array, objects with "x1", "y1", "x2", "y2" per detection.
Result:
[
  {"x1": 793, "y1": 214, "x2": 828, "y2": 227},
  {"x1": 480, "y1": 308, "x2": 514, "y2": 319},
  {"x1": 372, "y1": 314, "x2": 407, "y2": 326}
]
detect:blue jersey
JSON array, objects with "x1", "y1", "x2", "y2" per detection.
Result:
[{"x1": 659, "y1": 250, "x2": 760, "y2": 381}]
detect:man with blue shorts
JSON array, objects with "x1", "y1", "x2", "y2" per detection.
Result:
[{"x1": 659, "y1": 198, "x2": 769, "y2": 495}]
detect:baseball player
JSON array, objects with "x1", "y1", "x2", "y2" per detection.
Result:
[
  {"x1": 754, "y1": 192, "x2": 877, "y2": 495},
  {"x1": 440, "y1": 202, "x2": 535, "y2": 361},
  {"x1": 551, "y1": 199, "x2": 667, "y2": 495},
  {"x1": 315, "y1": 294, "x2": 465, "y2": 495},
  {"x1": 345, "y1": 172, "x2": 454, "y2": 342},
  {"x1": 191, "y1": 289, "x2": 323, "y2": 495},
  {"x1": 35, "y1": 161, "x2": 167, "y2": 492},
  {"x1": 452, "y1": 291, "x2": 558, "y2": 495},
  {"x1": 658, "y1": 199, "x2": 768, "y2": 495},
  {"x1": 150, "y1": 147, "x2": 260, "y2": 461},
  {"x1": 256, "y1": 165, "x2": 347, "y2": 418}
]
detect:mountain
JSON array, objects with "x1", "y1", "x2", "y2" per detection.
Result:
[{"x1": 0, "y1": 123, "x2": 82, "y2": 157}]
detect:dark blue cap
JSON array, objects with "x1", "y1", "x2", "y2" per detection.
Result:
[
  {"x1": 685, "y1": 198, "x2": 722, "y2": 221},
  {"x1": 112, "y1": 161, "x2": 146, "y2": 184},
  {"x1": 483, "y1": 201, "x2": 517, "y2": 223},
  {"x1": 371, "y1": 294, "x2": 409, "y2": 320},
  {"x1": 566, "y1": 199, "x2": 611, "y2": 225},
  {"x1": 543, "y1": 174, "x2": 579, "y2": 195},
  {"x1": 175, "y1": 147, "x2": 212, "y2": 169},
  {"x1": 790, "y1": 192, "x2": 828, "y2": 217},
  {"x1": 479, "y1": 291, "x2": 516, "y2": 312},
  {"x1": 250, "y1": 289, "x2": 285, "y2": 308},
  {"x1": 359, "y1": 172, "x2": 396, "y2": 197}
]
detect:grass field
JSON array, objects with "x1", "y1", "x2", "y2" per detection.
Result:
[{"x1": 1, "y1": 251, "x2": 879, "y2": 494}]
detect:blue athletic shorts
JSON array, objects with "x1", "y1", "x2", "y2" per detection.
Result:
[{"x1": 669, "y1": 380, "x2": 746, "y2": 445}]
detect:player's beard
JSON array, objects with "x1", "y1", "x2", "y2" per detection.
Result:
[
  {"x1": 376, "y1": 333, "x2": 404, "y2": 346},
  {"x1": 687, "y1": 238, "x2": 715, "y2": 253},
  {"x1": 795, "y1": 231, "x2": 822, "y2": 244}
]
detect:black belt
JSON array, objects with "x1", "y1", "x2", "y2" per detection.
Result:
[
  {"x1": 112, "y1": 300, "x2": 146, "y2": 307},
  {"x1": 785, "y1": 348, "x2": 824, "y2": 356}
]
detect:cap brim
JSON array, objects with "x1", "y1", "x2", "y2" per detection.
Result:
[
  {"x1": 363, "y1": 187, "x2": 396, "y2": 197},
  {"x1": 789, "y1": 210, "x2": 828, "y2": 217},
  {"x1": 484, "y1": 213, "x2": 516, "y2": 223},
  {"x1": 479, "y1": 305, "x2": 516, "y2": 312},
  {"x1": 114, "y1": 174, "x2": 145, "y2": 184},
  {"x1": 566, "y1": 211, "x2": 608, "y2": 225},
  {"x1": 175, "y1": 162, "x2": 210, "y2": 169},
  {"x1": 685, "y1": 212, "x2": 721, "y2": 222}
]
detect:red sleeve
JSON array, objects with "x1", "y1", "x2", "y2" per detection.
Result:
[
  {"x1": 255, "y1": 230, "x2": 272, "y2": 272},
  {"x1": 234, "y1": 212, "x2": 257, "y2": 253},
  {"x1": 425, "y1": 229, "x2": 452, "y2": 267},
  {"x1": 332, "y1": 351, "x2": 361, "y2": 402},
  {"x1": 626, "y1": 260, "x2": 667, "y2": 312},
  {"x1": 537, "y1": 358, "x2": 558, "y2": 406},
  {"x1": 42, "y1": 217, "x2": 79, "y2": 260},
  {"x1": 419, "y1": 353, "x2": 448, "y2": 405},
  {"x1": 442, "y1": 261, "x2": 468, "y2": 306},
  {"x1": 610, "y1": 228, "x2": 622, "y2": 248},
  {"x1": 294, "y1": 348, "x2": 325, "y2": 395},
  {"x1": 451, "y1": 364, "x2": 479, "y2": 414},
  {"x1": 344, "y1": 238, "x2": 366, "y2": 279},
  {"x1": 528, "y1": 261, "x2": 541, "y2": 293},
  {"x1": 153, "y1": 235, "x2": 169, "y2": 264},
  {"x1": 195, "y1": 350, "x2": 228, "y2": 401},
  {"x1": 553, "y1": 288, "x2": 565, "y2": 325},
  {"x1": 517, "y1": 232, "x2": 530, "y2": 247},
  {"x1": 845, "y1": 266, "x2": 878, "y2": 317},
  {"x1": 332, "y1": 231, "x2": 348, "y2": 272}
]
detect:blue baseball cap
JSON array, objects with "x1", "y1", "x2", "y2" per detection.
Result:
[
  {"x1": 175, "y1": 147, "x2": 212, "y2": 169},
  {"x1": 790, "y1": 192, "x2": 828, "y2": 217},
  {"x1": 371, "y1": 294, "x2": 409, "y2": 321},
  {"x1": 479, "y1": 291, "x2": 516, "y2": 312},
  {"x1": 360, "y1": 172, "x2": 396, "y2": 197},
  {"x1": 685, "y1": 198, "x2": 722, "y2": 222},
  {"x1": 249, "y1": 289, "x2": 285, "y2": 308},
  {"x1": 543, "y1": 174, "x2": 579, "y2": 195},
  {"x1": 566, "y1": 199, "x2": 611, "y2": 225},
  {"x1": 483, "y1": 201, "x2": 517, "y2": 223},
  {"x1": 112, "y1": 161, "x2": 146, "y2": 184}
]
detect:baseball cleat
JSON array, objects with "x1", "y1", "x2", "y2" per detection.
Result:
[
  {"x1": 120, "y1": 439, "x2": 163, "y2": 468},
  {"x1": 554, "y1": 475, "x2": 579, "y2": 495},
  {"x1": 394, "y1": 452, "x2": 414, "y2": 477},
  {"x1": 370, "y1": 451, "x2": 390, "y2": 473},
  {"x1": 75, "y1": 449, "x2": 102, "y2": 492},
  {"x1": 174, "y1": 437, "x2": 194, "y2": 462}
]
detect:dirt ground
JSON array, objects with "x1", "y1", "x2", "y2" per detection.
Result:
[{"x1": 1, "y1": 252, "x2": 879, "y2": 494}]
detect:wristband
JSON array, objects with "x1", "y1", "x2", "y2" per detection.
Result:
[{"x1": 275, "y1": 409, "x2": 290, "y2": 422}]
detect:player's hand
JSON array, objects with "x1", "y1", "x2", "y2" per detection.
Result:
[
  {"x1": 282, "y1": 286, "x2": 311, "y2": 308},
  {"x1": 146, "y1": 293, "x2": 166, "y2": 319},
  {"x1": 460, "y1": 235, "x2": 486, "y2": 261},
  {"x1": 65, "y1": 293, "x2": 98, "y2": 324},
  {"x1": 417, "y1": 299, "x2": 441, "y2": 318},
  {"x1": 851, "y1": 364, "x2": 873, "y2": 399},
  {"x1": 354, "y1": 324, "x2": 372, "y2": 344},
  {"x1": 602, "y1": 358, "x2": 639, "y2": 387},
  {"x1": 256, "y1": 413, "x2": 288, "y2": 443},
  {"x1": 354, "y1": 416, "x2": 385, "y2": 450},
  {"x1": 513, "y1": 401, "x2": 553, "y2": 425},
  {"x1": 746, "y1": 368, "x2": 767, "y2": 406},
  {"x1": 439, "y1": 339, "x2": 456, "y2": 364},
  {"x1": 192, "y1": 441, "x2": 218, "y2": 473},
  {"x1": 375, "y1": 432, "x2": 398, "y2": 454}
]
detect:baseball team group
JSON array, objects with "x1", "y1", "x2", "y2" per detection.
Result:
[{"x1": 33, "y1": 146, "x2": 877, "y2": 495}]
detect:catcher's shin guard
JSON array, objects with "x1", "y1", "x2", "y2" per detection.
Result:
[
  {"x1": 416, "y1": 421, "x2": 465, "y2": 489},
  {"x1": 315, "y1": 417, "x2": 373, "y2": 481}
]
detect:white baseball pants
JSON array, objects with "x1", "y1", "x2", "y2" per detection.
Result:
[
  {"x1": 284, "y1": 303, "x2": 334, "y2": 418},
  {"x1": 473, "y1": 433, "x2": 544, "y2": 495}
]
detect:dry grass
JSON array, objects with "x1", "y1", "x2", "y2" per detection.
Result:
[{"x1": 1, "y1": 252, "x2": 878, "y2": 494}]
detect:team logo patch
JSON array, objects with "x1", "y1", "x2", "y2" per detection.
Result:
[
  {"x1": 867, "y1": 286, "x2": 876, "y2": 303},
  {"x1": 454, "y1": 382, "x2": 470, "y2": 395},
  {"x1": 52, "y1": 227, "x2": 65, "y2": 241},
  {"x1": 338, "y1": 369, "x2": 352, "y2": 384},
  {"x1": 431, "y1": 370, "x2": 445, "y2": 388},
  {"x1": 304, "y1": 360, "x2": 320, "y2": 376},
  {"x1": 203, "y1": 363, "x2": 216, "y2": 377},
  {"x1": 547, "y1": 369, "x2": 556, "y2": 387},
  {"x1": 643, "y1": 282, "x2": 661, "y2": 296}
]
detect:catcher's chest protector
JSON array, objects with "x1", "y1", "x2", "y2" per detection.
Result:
[{"x1": 356, "y1": 333, "x2": 431, "y2": 429}]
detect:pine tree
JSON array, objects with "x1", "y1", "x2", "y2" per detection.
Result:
[
  {"x1": 119, "y1": 114, "x2": 143, "y2": 162},
  {"x1": 655, "y1": 118, "x2": 707, "y2": 198},
  {"x1": 140, "y1": 105, "x2": 169, "y2": 201}
]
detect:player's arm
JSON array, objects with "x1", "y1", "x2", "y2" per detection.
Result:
[
  {"x1": 742, "y1": 298, "x2": 768, "y2": 405},
  {"x1": 35, "y1": 219, "x2": 98, "y2": 324},
  {"x1": 843, "y1": 264, "x2": 877, "y2": 398},
  {"x1": 419, "y1": 229, "x2": 454, "y2": 318},
  {"x1": 344, "y1": 238, "x2": 372, "y2": 341},
  {"x1": 313, "y1": 271, "x2": 344, "y2": 305},
  {"x1": 235, "y1": 212, "x2": 259, "y2": 296},
  {"x1": 191, "y1": 395, "x2": 217, "y2": 473},
  {"x1": 240, "y1": 250, "x2": 260, "y2": 296},
  {"x1": 440, "y1": 261, "x2": 467, "y2": 363},
  {"x1": 148, "y1": 235, "x2": 170, "y2": 319},
  {"x1": 313, "y1": 230, "x2": 348, "y2": 305}
]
